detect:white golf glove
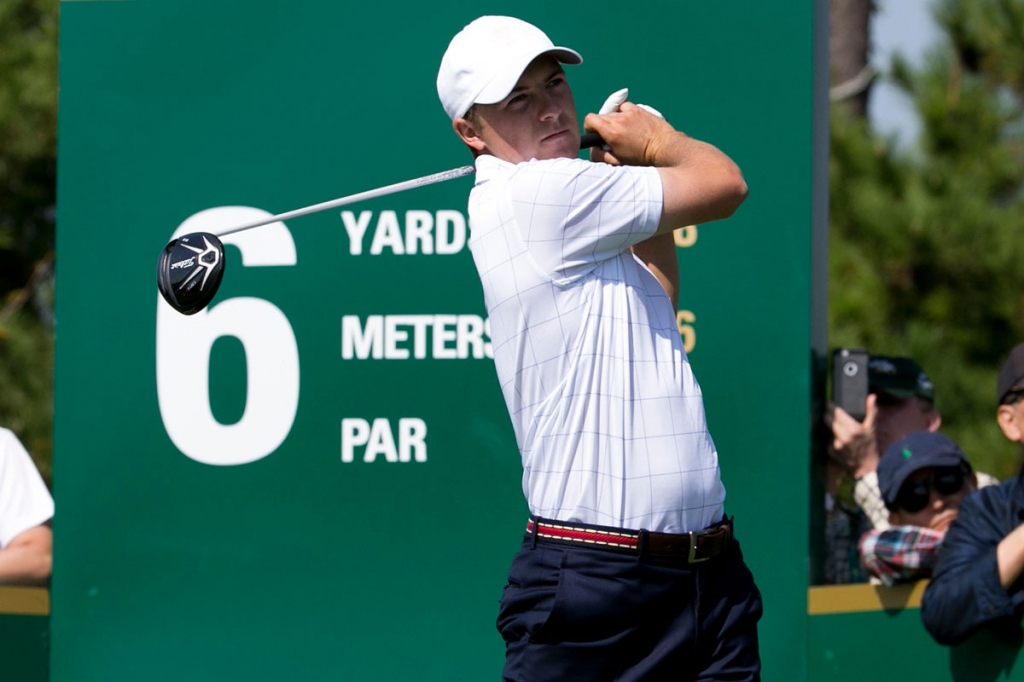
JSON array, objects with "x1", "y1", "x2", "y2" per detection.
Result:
[
  {"x1": 598, "y1": 88, "x2": 629, "y2": 115},
  {"x1": 598, "y1": 88, "x2": 665, "y2": 119}
]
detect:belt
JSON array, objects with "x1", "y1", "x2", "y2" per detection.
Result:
[{"x1": 526, "y1": 516, "x2": 733, "y2": 563}]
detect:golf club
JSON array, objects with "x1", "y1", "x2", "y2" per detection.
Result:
[{"x1": 157, "y1": 132, "x2": 604, "y2": 315}]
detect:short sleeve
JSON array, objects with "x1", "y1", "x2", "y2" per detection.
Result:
[
  {"x1": 506, "y1": 158, "x2": 663, "y2": 282},
  {"x1": 0, "y1": 428, "x2": 54, "y2": 548}
]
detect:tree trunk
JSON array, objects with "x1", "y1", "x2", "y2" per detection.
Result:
[{"x1": 830, "y1": 0, "x2": 873, "y2": 118}]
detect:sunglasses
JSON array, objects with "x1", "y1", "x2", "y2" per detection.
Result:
[{"x1": 895, "y1": 466, "x2": 967, "y2": 513}]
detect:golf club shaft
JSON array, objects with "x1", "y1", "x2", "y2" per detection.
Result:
[
  {"x1": 216, "y1": 165, "x2": 474, "y2": 237},
  {"x1": 214, "y1": 133, "x2": 605, "y2": 238}
]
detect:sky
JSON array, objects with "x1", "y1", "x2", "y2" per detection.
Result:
[{"x1": 869, "y1": 0, "x2": 943, "y2": 146}]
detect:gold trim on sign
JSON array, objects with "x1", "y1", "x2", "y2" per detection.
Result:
[
  {"x1": 808, "y1": 580, "x2": 927, "y2": 615},
  {"x1": 0, "y1": 586, "x2": 50, "y2": 616}
]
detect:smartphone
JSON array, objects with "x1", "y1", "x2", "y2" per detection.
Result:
[{"x1": 831, "y1": 348, "x2": 869, "y2": 422}]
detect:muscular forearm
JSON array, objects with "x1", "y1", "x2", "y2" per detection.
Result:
[
  {"x1": 631, "y1": 233, "x2": 678, "y2": 304},
  {"x1": 997, "y1": 523, "x2": 1024, "y2": 588},
  {"x1": 0, "y1": 526, "x2": 52, "y2": 586},
  {"x1": 650, "y1": 133, "x2": 747, "y2": 230}
]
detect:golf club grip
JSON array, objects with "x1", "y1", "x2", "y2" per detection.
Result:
[{"x1": 580, "y1": 132, "x2": 603, "y2": 149}]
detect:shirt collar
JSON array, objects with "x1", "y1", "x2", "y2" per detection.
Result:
[{"x1": 474, "y1": 154, "x2": 516, "y2": 183}]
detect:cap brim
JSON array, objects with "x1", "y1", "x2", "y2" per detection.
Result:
[
  {"x1": 1000, "y1": 380, "x2": 1024, "y2": 404},
  {"x1": 886, "y1": 452, "x2": 971, "y2": 505},
  {"x1": 874, "y1": 387, "x2": 916, "y2": 399},
  {"x1": 475, "y1": 47, "x2": 583, "y2": 105}
]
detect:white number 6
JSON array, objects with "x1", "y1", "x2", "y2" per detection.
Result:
[{"x1": 156, "y1": 207, "x2": 300, "y2": 465}]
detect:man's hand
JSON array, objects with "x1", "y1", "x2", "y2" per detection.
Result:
[
  {"x1": 585, "y1": 94, "x2": 747, "y2": 231},
  {"x1": 997, "y1": 522, "x2": 1024, "y2": 588},
  {"x1": 827, "y1": 393, "x2": 880, "y2": 477},
  {"x1": 585, "y1": 102, "x2": 678, "y2": 168}
]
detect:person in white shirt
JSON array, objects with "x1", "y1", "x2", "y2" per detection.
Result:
[
  {"x1": 437, "y1": 16, "x2": 758, "y2": 681},
  {"x1": 0, "y1": 427, "x2": 53, "y2": 585}
]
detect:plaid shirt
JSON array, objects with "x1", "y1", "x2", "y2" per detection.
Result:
[
  {"x1": 854, "y1": 471, "x2": 891, "y2": 530},
  {"x1": 858, "y1": 525, "x2": 946, "y2": 587}
]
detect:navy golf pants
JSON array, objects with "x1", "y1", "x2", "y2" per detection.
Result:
[{"x1": 497, "y1": 532, "x2": 762, "y2": 681}]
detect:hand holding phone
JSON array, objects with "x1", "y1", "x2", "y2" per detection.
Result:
[
  {"x1": 832, "y1": 348, "x2": 869, "y2": 422},
  {"x1": 828, "y1": 348, "x2": 881, "y2": 476}
]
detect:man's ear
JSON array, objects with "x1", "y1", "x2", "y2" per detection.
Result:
[
  {"x1": 453, "y1": 117, "x2": 486, "y2": 152},
  {"x1": 926, "y1": 410, "x2": 942, "y2": 432},
  {"x1": 998, "y1": 405, "x2": 1023, "y2": 442}
]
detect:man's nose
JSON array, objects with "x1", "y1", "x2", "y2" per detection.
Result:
[
  {"x1": 931, "y1": 490, "x2": 946, "y2": 510},
  {"x1": 537, "y1": 91, "x2": 560, "y2": 120}
]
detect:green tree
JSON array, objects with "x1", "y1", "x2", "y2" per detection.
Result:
[
  {"x1": 0, "y1": 0, "x2": 57, "y2": 483},
  {"x1": 830, "y1": 0, "x2": 1024, "y2": 479}
]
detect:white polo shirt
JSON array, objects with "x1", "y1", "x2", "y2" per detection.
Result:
[
  {"x1": 468, "y1": 155, "x2": 725, "y2": 534},
  {"x1": 0, "y1": 427, "x2": 54, "y2": 548}
]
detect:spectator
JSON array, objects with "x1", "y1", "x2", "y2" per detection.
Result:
[
  {"x1": 921, "y1": 342, "x2": 1024, "y2": 645},
  {"x1": 823, "y1": 354, "x2": 941, "y2": 584},
  {"x1": 859, "y1": 431, "x2": 979, "y2": 586},
  {"x1": 0, "y1": 427, "x2": 53, "y2": 585},
  {"x1": 831, "y1": 355, "x2": 943, "y2": 530}
]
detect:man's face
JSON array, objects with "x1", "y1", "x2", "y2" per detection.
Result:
[
  {"x1": 875, "y1": 394, "x2": 938, "y2": 453},
  {"x1": 889, "y1": 465, "x2": 976, "y2": 529},
  {"x1": 457, "y1": 54, "x2": 579, "y2": 163}
]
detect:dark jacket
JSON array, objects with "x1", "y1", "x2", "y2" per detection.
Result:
[{"x1": 920, "y1": 472, "x2": 1024, "y2": 645}]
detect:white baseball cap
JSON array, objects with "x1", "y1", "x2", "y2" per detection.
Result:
[{"x1": 437, "y1": 16, "x2": 582, "y2": 121}]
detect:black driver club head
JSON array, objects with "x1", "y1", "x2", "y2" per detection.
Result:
[{"x1": 156, "y1": 232, "x2": 226, "y2": 315}]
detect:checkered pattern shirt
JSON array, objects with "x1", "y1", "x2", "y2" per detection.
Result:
[
  {"x1": 854, "y1": 471, "x2": 891, "y2": 530},
  {"x1": 858, "y1": 525, "x2": 946, "y2": 587},
  {"x1": 467, "y1": 155, "x2": 725, "y2": 534}
]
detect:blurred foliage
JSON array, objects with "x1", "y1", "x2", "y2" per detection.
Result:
[
  {"x1": 0, "y1": 0, "x2": 56, "y2": 275},
  {"x1": 0, "y1": 0, "x2": 57, "y2": 485},
  {"x1": 830, "y1": 0, "x2": 1024, "y2": 480},
  {"x1": 0, "y1": 312, "x2": 53, "y2": 485}
]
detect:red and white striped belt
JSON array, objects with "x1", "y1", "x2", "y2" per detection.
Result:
[{"x1": 526, "y1": 517, "x2": 733, "y2": 563}]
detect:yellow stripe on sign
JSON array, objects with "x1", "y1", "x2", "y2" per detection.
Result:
[
  {"x1": 0, "y1": 586, "x2": 50, "y2": 616},
  {"x1": 808, "y1": 580, "x2": 927, "y2": 615}
]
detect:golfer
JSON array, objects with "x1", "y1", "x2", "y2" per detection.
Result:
[{"x1": 437, "y1": 16, "x2": 761, "y2": 681}]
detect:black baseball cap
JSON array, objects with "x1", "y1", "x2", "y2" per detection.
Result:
[
  {"x1": 997, "y1": 343, "x2": 1024, "y2": 406},
  {"x1": 878, "y1": 431, "x2": 971, "y2": 509},
  {"x1": 868, "y1": 355, "x2": 935, "y2": 403}
]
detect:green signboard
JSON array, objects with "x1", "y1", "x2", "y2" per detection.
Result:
[{"x1": 54, "y1": 1, "x2": 824, "y2": 679}]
